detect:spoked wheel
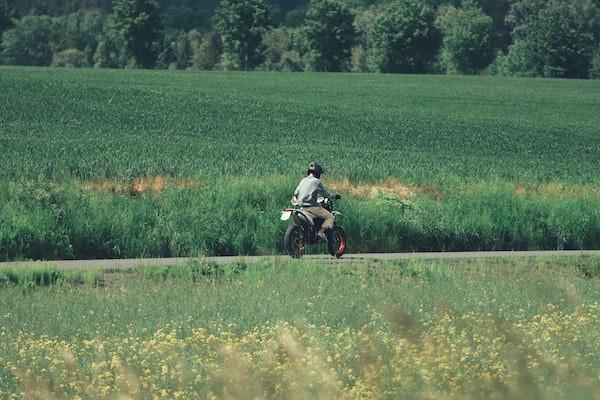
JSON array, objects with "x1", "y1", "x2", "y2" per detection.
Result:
[
  {"x1": 327, "y1": 226, "x2": 347, "y2": 258},
  {"x1": 284, "y1": 224, "x2": 307, "y2": 258}
]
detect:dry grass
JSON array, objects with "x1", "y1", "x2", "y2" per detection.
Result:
[
  {"x1": 81, "y1": 177, "x2": 200, "y2": 196},
  {"x1": 514, "y1": 183, "x2": 600, "y2": 198},
  {"x1": 329, "y1": 178, "x2": 416, "y2": 200}
]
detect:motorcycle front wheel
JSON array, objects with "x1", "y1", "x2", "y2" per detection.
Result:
[
  {"x1": 284, "y1": 224, "x2": 306, "y2": 258},
  {"x1": 327, "y1": 226, "x2": 347, "y2": 258}
]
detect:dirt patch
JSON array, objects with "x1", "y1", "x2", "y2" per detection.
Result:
[
  {"x1": 81, "y1": 177, "x2": 200, "y2": 196},
  {"x1": 515, "y1": 183, "x2": 599, "y2": 199},
  {"x1": 329, "y1": 178, "x2": 417, "y2": 200}
]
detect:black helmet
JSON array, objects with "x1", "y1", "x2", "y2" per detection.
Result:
[{"x1": 308, "y1": 162, "x2": 324, "y2": 178}]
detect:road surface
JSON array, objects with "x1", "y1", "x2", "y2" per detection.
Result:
[{"x1": 2, "y1": 250, "x2": 600, "y2": 270}]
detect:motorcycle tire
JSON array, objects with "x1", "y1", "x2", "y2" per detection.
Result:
[
  {"x1": 327, "y1": 226, "x2": 347, "y2": 259},
  {"x1": 284, "y1": 224, "x2": 306, "y2": 258}
]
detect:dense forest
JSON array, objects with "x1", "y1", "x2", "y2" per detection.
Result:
[{"x1": 0, "y1": 0, "x2": 599, "y2": 78}]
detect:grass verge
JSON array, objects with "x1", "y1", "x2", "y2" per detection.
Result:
[
  {"x1": 0, "y1": 257, "x2": 598, "y2": 398},
  {"x1": 3, "y1": 178, "x2": 600, "y2": 260}
]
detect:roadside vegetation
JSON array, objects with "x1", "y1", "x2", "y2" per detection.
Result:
[
  {"x1": 1, "y1": 68, "x2": 600, "y2": 260},
  {"x1": 4, "y1": 177, "x2": 600, "y2": 260},
  {"x1": 0, "y1": 257, "x2": 598, "y2": 398}
]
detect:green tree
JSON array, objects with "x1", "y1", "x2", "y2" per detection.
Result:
[
  {"x1": 190, "y1": 30, "x2": 223, "y2": 70},
  {"x1": 505, "y1": 0, "x2": 548, "y2": 39},
  {"x1": 52, "y1": 11, "x2": 107, "y2": 65},
  {"x1": 592, "y1": 47, "x2": 600, "y2": 79},
  {"x1": 109, "y1": 0, "x2": 161, "y2": 68},
  {"x1": 0, "y1": 1, "x2": 12, "y2": 36},
  {"x1": 1, "y1": 15, "x2": 54, "y2": 66},
  {"x1": 93, "y1": 36, "x2": 127, "y2": 68},
  {"x1": 156, "y1": 30, "x2": 192, "y2": 69},
  {"x1": 304, "y1": 0, "x2": 356, "y2": 72},
  {"x1": 369, "y1": 0, "x2": 441, "y2": 73},
  {"x1": 0, "y1": 1, "x2": 13, "y2": 63},
  {"x1": 437, "y1": 0, "x2": 495, "y2": 74},
  {"x1": 215, "y1": 0, "x2": 270, "y2": 70},
  {"x1": 262, "y1": 27, "x2": 304, "y2": 71},
  {"x1": 477, "y1": 0, "x2": 512, "y2": 50},
  {"x1": 500, "y1": 0, "x2": 600, "y2": 78},
  {"x1": 353, "y1": 6, "x2": 384, "y2": 72}
]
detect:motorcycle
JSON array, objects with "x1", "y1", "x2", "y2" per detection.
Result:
[{"x1": 280, "y1": 194, "x2": 347, "y2": 259}]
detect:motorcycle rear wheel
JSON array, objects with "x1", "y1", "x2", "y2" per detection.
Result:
[
  {"x1": 284, "y1": 224, "x2": 306, "y2": 258},
  {"x1": 327, "y1": 226, "x2": 347, "y2": 258}
]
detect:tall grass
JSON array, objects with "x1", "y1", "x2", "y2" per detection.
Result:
[
  {"x1": 0, "y1": 263, "x2": 103, "y2": 287},
  {"x1": 0, "y1": 257, "x2": 598, "y2": 398},
  {"x1": 3, "y1": 178, "x2": 600, "y2": 260}
]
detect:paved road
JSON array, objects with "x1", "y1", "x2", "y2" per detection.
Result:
[{"x1": 3, "y1": 250, "x2": 600, "y2": 270}]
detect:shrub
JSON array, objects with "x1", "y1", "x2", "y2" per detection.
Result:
[{"x1": 51, "y1": 48, "x2": 90, "y2": 67}]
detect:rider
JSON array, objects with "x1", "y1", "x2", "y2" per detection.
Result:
[{"x1": 292, "y1": 162, "x2": 334, "y2": 241}]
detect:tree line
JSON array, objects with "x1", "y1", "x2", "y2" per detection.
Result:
[{"x1": 1, "y1": 0, "x2": 599, "y2": 78}]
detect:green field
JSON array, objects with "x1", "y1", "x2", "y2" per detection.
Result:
[
  {"x1": 0, "y1": 257, "x2": 598, "y2": 398},
  {"x1": 2, "y1": 67, "x2": 600, "y2": 181},
  {"x1": 1, "y1": 67, "x2": 600, "y2": 259}
]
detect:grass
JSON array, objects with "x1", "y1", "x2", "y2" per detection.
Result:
[
  {"x1": 0, "y1": 257, "x2": 598, "y2": 398},
  {"x1": 2, "y1": 68, "x2": 599, "y2": 398},
  {"x1": 1, "y1": 67, "x2": 600, "y2": 182},
  {"x1": 1, "y1": 67, "x2": 600, "y2": 258},
  {"x1": 3, "y1": 178, "x2": 600, "y2": 260}
]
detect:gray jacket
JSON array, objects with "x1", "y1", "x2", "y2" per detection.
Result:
[{"x1": 293, "y1": 175, "x2": 331, "y2": 207}]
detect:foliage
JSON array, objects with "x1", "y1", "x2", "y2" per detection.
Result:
[
  {"x1": 189, "y1": 30, "x2": 223, "y2": 70},
  {"x1": 284, "y1": 4, "x2": 307, "y2": 26},
  {"x1": 156, "y1": 29, "x2": 192, "y2": 69},
  {"x1": 0, "y1": 0, "x2": 599, "y2": 77},
  {"x1": 0, "y1": 258, "x2": 598, "y2": 398},
  {"x1": 4, "y1": 0, "x2": 114, "y2": 16},
  {"x1": 500, "y1": 0, "x2": 600, "y2": 78},
  {"x1": 1, "y1": 68, "x2": 600, "y2": 258},
  {"x1": 52, "y1": 11, "x2": 107, "y2": 61},
  {"x1": 109, "y1": 0, "x2": 162, "y2": 68},
  {"x1": 476, "y1": 0, "x2": 512, "y2": 50},
  {"x1": 1, "y1": 15, "x2": 54, "y2": 66},
  {"x1": 93, "y1": 36, "x2": 128, "y2": 68},
  {"x1": 51, "y1": 48, "x2": 90, "y2": 67},
  {"x1": 161, "y1": 5, "x2": 207, "y2": 31},
  {"x1": 303, "y1": 0, "x2": 356, "y2": 72},
  {"x1": 368, "y1": 0, "x2": 441, "y2": 73},
  {"x1": 0, "y1": 264, "x2": 102, "y2": 287},
  {"x1": 4, "y1": 177, "x2": 600, "y2": 259},
  {"x1": 437, "y1": 0, "x2": 495, "y2": 74},
  {"x1": 591, "y1": 46, "x2": 600, "y2": 79},
  {"x1": 505, "y1": 0, "x2": 548, "y2": 39},
  {"x1": 488, "y1": 40, "x2": 534, "y2": 76},
  {"x1": 262, "y1": 26, "x2": 305, "y2": 71},
  {"x1": 215, "y1": 0, "x2": 271, "y2": 70},
  {"x1": 352, "y1": 6, "x2": 382, "y2": 72},
  {"x1": 0, "y1": 1, "x2": 12, "y2": 38}
]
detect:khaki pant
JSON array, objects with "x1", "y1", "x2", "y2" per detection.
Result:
[{"x1": 302, "y1": 206, "x2": 334, "y2": 231}]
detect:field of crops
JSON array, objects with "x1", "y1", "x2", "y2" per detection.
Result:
[
  {"x1": 1, "y1": 67, "x2": 600, "y2": 259},
  {"x1": 0, "y1": 257, "x2": 598, "y2": 399},
  {"x1": 1, "y1": 67, "x2": 600, "y2": 182}
]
